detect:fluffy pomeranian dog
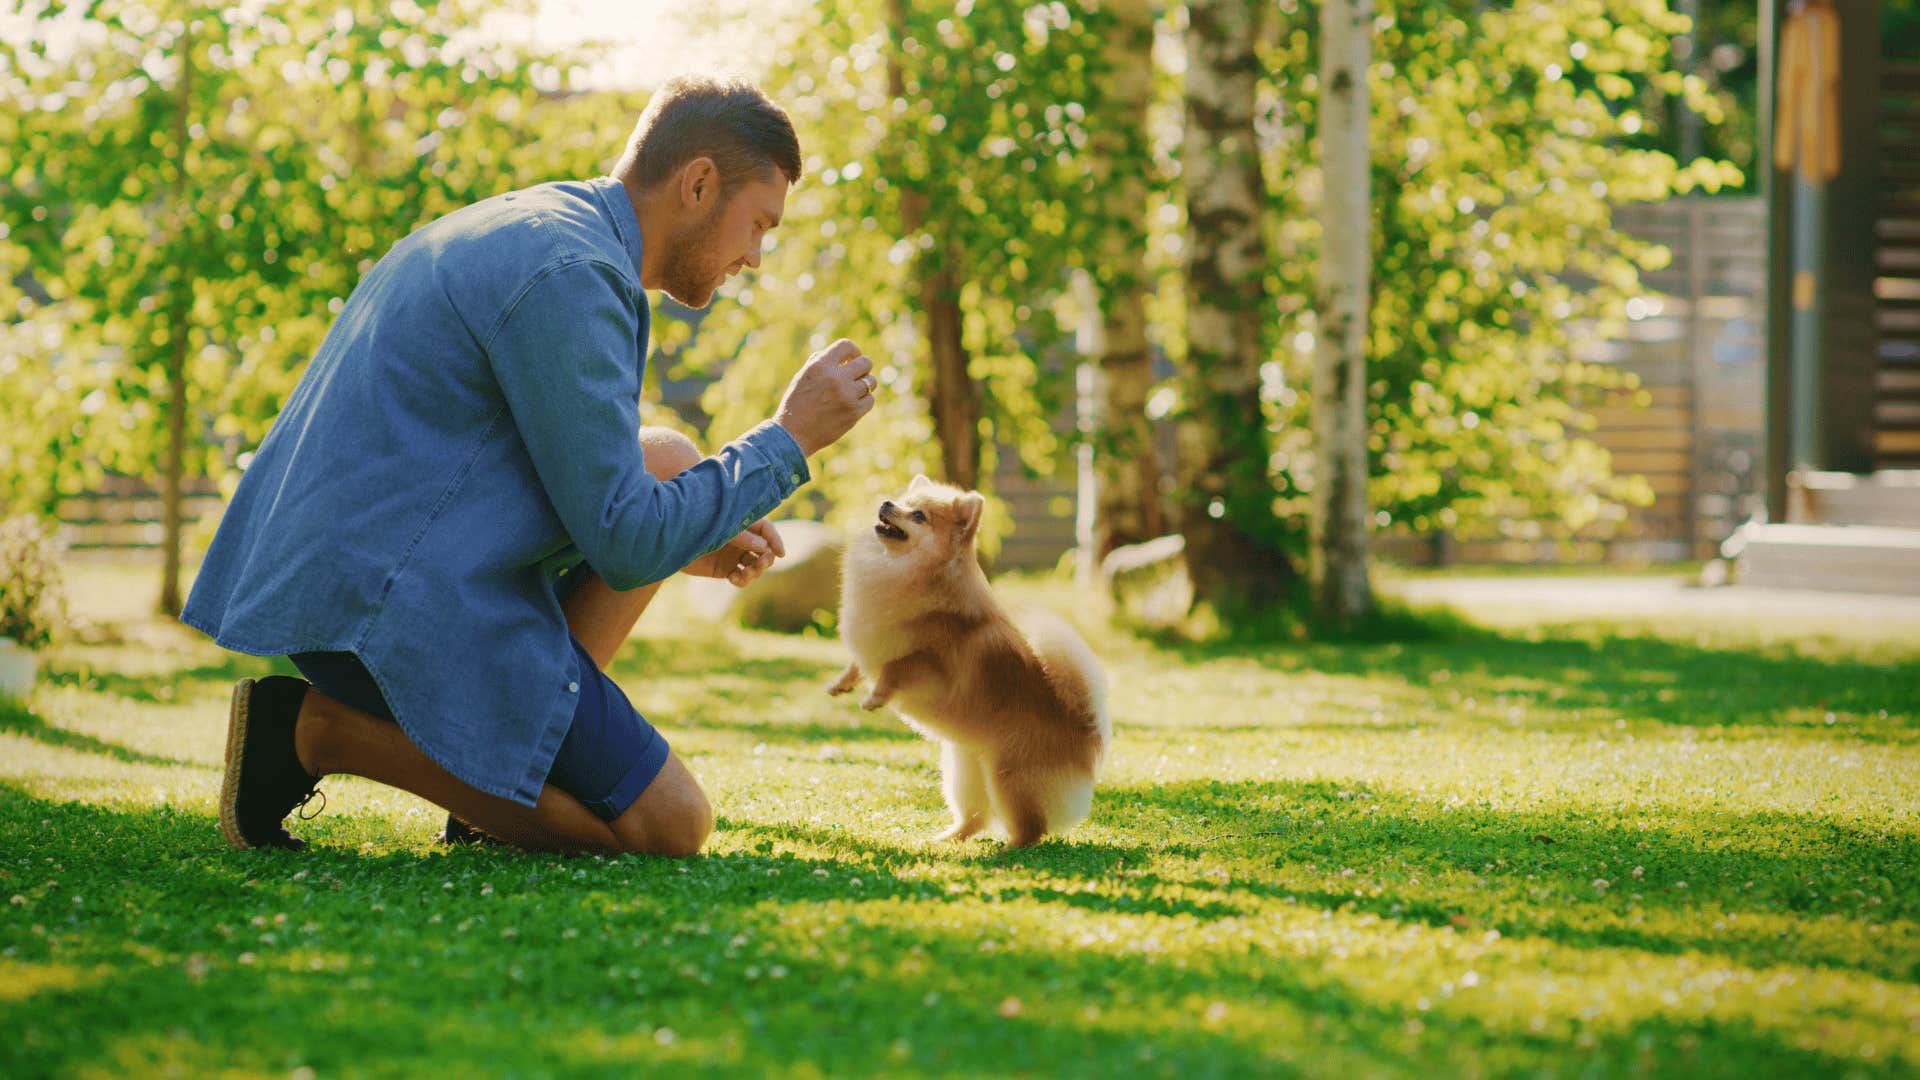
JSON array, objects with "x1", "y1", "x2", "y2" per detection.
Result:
[{"x1": 829, "y1": 475, "x2": 1110, "y2": 846}]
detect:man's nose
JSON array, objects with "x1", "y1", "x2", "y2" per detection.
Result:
[{"x1": 743, "y1": 241, "x2": 763, "y2": 270}]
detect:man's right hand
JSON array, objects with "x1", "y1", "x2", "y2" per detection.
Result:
[{"x1": 772, "y1": 339, "x2": 878, "y2": 456}]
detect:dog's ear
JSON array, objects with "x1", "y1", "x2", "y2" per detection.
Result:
[
  {"x1": 954, "y1": 491, "x2": 985, "y2": 545},
  {"x1": 908, "y1": 473, "x2": 933, "y2": 494}
]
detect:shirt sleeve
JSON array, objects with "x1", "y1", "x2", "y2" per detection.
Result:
[{"x1": 486, "y1": 258, "x2": 811, "y2": 591}]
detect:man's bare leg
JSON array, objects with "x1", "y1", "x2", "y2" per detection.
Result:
[
  {"x1": 292, "y1": 691, "x2": 622, "y2": 854},
  {"x1": 284, "y1": 427, "x2": 713, "y2": 856}
]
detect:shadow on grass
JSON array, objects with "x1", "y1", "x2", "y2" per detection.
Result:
[
  {"x1": 1146, "y1": 612, "x2": 1920, "y2": 740},
  {"x1": 716, "y1": 717, "x2": 921, "y2": 746},
  {"x1": 40, "y1": 653, "x2": 294, "y2": 704},
  {"x1": 718, "y1": 817, "x2": 1154, "y2": 881},
  {"x1": 1097, "y1": 778, "x2": 1920, "y2": 984},
  {"x1": 0, "y1": 784, "x2": 1877, "y2": 1079},
  {"x1": 0, "y1": 696, "x2": 192, "y2": 768}
]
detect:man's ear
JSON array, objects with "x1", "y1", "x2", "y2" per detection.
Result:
[
  {"x1": 679, "y1": 156, "x2": 719, "y2": 210},
  {"x1": 955, "y1": 492, "x2": 985, "y2": 545},
  {"x1": 907, "y1": 473, "x2": 932, "y2": 493}
]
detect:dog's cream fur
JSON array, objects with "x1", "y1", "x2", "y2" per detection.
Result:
[{"x1": 829, "y1": 475, "x2": 1110, "y2": 846}]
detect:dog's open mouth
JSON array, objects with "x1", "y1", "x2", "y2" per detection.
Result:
[{"x1": 874, "y1": 508, "x2": 909, "y2": 542}]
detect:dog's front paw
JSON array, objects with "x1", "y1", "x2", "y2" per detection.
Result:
[
  {"x1": 826, "y1": 664, "x2": 861, "y2": 696},
  {"x1": 858, "y1": 692, "x2": 889, "y2": 712},
  {"x1": 930, "y1": 818, "x2": 985, "y2": 843}
]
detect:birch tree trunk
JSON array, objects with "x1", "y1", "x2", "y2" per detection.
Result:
[
  {"x1": 159, "y1": 18, "x2": 194, "y2": 617},
  {"x1": 1092, "y1": 0, "x2": 1164, "y2": 556},
  {"x1": 886, "y1": 0, "x2": 980, "y2": 491},
  {"x1": 1311, "y1": 0, "x2": 1375, "y2": 627},
  {"x1": 1178, "y1": 0, "x2": 1292, "y2": 616}
]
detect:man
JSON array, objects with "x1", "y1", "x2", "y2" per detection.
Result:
[{"x1": 181, "y1": 76, "x2": 877, "y2": 856}]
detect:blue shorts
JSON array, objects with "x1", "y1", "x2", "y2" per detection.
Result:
[{"x1": 287, "y1": 633, "x2": 670, "y2": 821}]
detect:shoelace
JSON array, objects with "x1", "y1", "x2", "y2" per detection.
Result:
[{"x1": 295, "y1": 788, "x2": 327, "y2": 821}]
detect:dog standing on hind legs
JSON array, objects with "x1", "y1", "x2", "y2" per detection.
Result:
[{"x1": 828, "y1": 475, "x2": 1111, "y2": 847}]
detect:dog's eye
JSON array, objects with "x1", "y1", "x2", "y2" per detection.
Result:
[{"x1": 911, "y1": 510, "x2": 927, "y2": 523}]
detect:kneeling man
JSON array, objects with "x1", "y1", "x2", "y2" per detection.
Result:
[{"x1": 182, "y1": 77, "x2": 877, "y2": 855}]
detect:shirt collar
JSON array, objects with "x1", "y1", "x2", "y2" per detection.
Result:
[{"x1": 593, "y1": 175, "x2": 647, "y2": 284}]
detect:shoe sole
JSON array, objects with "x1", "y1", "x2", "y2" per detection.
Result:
[{"x1": 218, "y1": 678, "x2": 256, "y2": 851}]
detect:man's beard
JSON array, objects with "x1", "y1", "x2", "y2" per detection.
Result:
[{"x1": 658, "y1": 201, "x2": 729, "y2": 309}]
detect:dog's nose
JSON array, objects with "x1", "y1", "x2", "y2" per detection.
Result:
[{"x1": 880, "y1": 500, "x2": 895, "y2": 513}]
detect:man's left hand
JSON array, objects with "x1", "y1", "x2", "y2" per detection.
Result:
[{"x1": 684, "y1": 518, "x2": 785, "y2": 588}]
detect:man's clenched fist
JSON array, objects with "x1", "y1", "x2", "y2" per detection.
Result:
[{"x1": 772, "y1": 339, "x2": 878, "y2": 456}]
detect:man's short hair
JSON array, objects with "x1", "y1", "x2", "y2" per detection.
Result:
[{"x1": 623, "y1": 76, "x2": 803, "y2": 191}]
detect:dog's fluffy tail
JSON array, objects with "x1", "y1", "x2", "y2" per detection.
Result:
[{"x1": 1016, "y1": 609, "x2": 1111, "y2": 770}]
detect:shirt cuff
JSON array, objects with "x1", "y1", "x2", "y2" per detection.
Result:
[{"x1": 743, "y1": 419, "x2": 812, "y2": 496}]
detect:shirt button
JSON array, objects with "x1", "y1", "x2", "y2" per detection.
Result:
[
  {"x1": 567, "y1": 681, "x2": 580, "y2": 693},
  {"x1": 741, "y1": 515, "x2": 753, "y2": 528},
  {"x1": 789, "y1": 470, "x2": 802, "y2": 485}
]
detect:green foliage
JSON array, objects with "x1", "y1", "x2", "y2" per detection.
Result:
[
  {"x1": 3, "y1": 560, "x2": 1919, "y2": 1075},
  {"x1": 1, "y1": 0, "x2": 1759, "y2": 615},
  {"x1": 0, "y1": 0, "x2": 610, "y2": 513},
  {"x1": 1260, "y1": 0, "x2": 1743, "y2": 544},
  {"x1": 0, "y1": 515, "x2": 67, "y2": 649},
  {"x1": 674, "y1": 0, "x2": 1112, "y2": 548},
  {"x1": 0, "y1": 300, "x2": 110, "y2": 517}
]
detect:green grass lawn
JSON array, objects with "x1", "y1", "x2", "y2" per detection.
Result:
[{"x1": 3, "y1": 561, "x2": 1917, "y2": 1078}]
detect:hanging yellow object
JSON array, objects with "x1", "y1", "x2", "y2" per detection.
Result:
[{"x1": 1774, "y1": 0, "x2": 1843, "y2": 183}]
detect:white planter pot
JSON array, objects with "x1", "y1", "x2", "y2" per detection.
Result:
[{"x1": 0, "y1": 636, "x2": 37, "y2": 699}]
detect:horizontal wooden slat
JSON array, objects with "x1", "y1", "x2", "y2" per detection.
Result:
[
  {"x1": 1592, "y1": 427, "x2": 1693, "y2": 451},
  {"x1": 1874, "y1": 399, "x2": 1920, "y2": 426},
  {"x1": 1586, "y1": 405, "x2": 1690, "y2": 428},
  {"x1": 1587, "y1": 385, "x2": 1690, "y2": 409},
  {"x1": 1875, "y1": 429, "x2": 1920, "y2": 454},
  {"x1": 1878, "y1": 373, "x2": 1920, "y2": 400},
  {"x1": 1607, "y1": 449, "x2": 1692, "y2": 473},
  {"x1": 1641, "y1": 472, "x2": 1692, "y2": 496},
  {"x1": 81, "y1": 474, "x2": 219, "y2": 497},
  {"x1": 56, "y1": 498, "x2": 222, "y2": 524}
]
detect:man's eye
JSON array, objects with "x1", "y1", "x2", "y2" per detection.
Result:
[{"x1": 911, "y1": 510, "x2": 927, "y2": 523}]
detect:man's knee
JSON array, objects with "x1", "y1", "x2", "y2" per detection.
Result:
[
  {"x1": 611, "y1": 754, "x2": 713, "y2": 856},
  {"x1": 638, "y1": 427, "x2": 701, "y2": 482},
  {"x1": 655, "y1": 792, "x2": 714, "y2": 858}
]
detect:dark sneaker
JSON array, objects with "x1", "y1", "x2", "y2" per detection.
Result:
[
  {"x1": 439, "y1": 812, "x2": 508, "y2": 847},
  {"x1": 218, "y1": 675, "x2": 324, "y2": 851}
]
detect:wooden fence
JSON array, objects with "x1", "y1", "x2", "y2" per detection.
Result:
[
  {"x1": 1880, "y1": 62, "x2": 1920, "y2": 466},
  {"x1": 56, "y1": 474, "x2": 221, "y2": 553},
  {"x1": 1374, "y1": 196, "x2": 1768, "y2": 565}
]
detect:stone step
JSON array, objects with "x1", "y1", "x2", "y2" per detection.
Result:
[
  {"x1": 1795, "y1": 470, "x2": 1920, "y2": 528},
  {"x1": 1728, "y1": 522, "x2": 1920, "y2": 596}
]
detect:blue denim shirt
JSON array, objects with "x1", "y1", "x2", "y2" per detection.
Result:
[{"x1": 181, "y1": 176, "x2": 810, "y2": 807}]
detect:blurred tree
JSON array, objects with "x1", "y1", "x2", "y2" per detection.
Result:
[
  {"x1": 885, "y1": 0, "x2": 978, "y2": 490},
  {"x1": 1087, "y1": 0, "x2": 1166, "y2": 556},
  {"x1": 678, "y1": 0, "x2": 1111, "y2": 555},
  {"x1": 0, "y1": 0, "x2": 598, "y2": 612},
  {"x1": 1178, "y1": 0, "x2": 1294, "y2": 617},
  {"x1": 1311, "y1": 0, "x2": 1373, "y2": 626},
  {"x1": 1261, "y1": 0, "x2": 1742, "y2": 553}
]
